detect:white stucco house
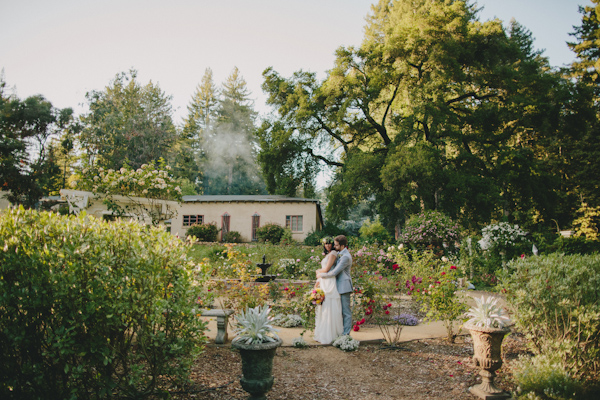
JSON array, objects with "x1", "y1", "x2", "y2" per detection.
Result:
[
  {"x1": 57, "y1": 190, "x2": 323, "y2": 242},
  {"x1": 173, "y1": 195, "x2": 323, "y2": 242}
]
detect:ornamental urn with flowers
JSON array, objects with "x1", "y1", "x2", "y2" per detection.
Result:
[
  {"x1": 232, "y1": 305, "x2": 282, "y2": 400},
  {"x1": 464, "y1": 296, "x2": 512, "y2": 400}
]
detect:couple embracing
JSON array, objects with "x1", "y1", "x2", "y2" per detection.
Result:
[{"x1": 313, "y1": 235, "x2": 353, "y2": 344}]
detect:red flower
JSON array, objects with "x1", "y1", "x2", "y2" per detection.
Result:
[
  {"x1": 387, "y1": 303, "x2": 392, "y2": 308},
  {"x1": 353, "y1": 325, "x2": 360, "y2": 332},
  {"x1": 450, "y1": 265, "x2": 457, "y2": 270},
  {"x1": 359, "y1": 318, "x2": 365, "y2": 325},
  {"x1": 392, "y1": 264, "x2": 399, "y2": 270},
  {"x1": 441, "y1": 271, "x2": 446, "y2": 275},
  {"x1": 521, "y1": 254, "x2": 525, "y2": 259},
  {"x1": 385, "y1": 310, "x2": 390, "y2": 315},
  {"x1": 284, "y1": 287, "x2": 289, "y2": 291}
]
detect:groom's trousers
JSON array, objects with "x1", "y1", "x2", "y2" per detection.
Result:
[{"x1": 340, "y1": 292, "x2": 352, "y2": 335}]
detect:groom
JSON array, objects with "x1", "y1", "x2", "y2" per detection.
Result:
[{"x1": 317, "y1": 235, "x2": 353, "y2": 335}]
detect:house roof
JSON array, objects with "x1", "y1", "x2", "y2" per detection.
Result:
[{"x1": 182, "y1": 195, "x2": 319, "y2": 203}]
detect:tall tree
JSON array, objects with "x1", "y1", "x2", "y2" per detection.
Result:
[
  {"x1": 259, "y1": 0, "x2": 562, "y2": 231},
  {"x1": 79, "y1": 70, "x2": 177, "y2": 171},
  {"x1": 202, "y1": 67, "x2": 267, "y2": 195},
  {"x1": 0, "y1": 74, "x2": 75, "y2": 207},
  {"x1": 560, "y1": 0, "x2": 600, "y2": 221}
]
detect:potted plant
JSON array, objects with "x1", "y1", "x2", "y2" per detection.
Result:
[
  {"x1": 464, "y1": 295, "x2": 512, "y2": 400},
  {"x1": 232, "y1": 305, "x2": 282, "y2": 400}
]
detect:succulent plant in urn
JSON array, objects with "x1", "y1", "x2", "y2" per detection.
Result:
[
  {"x1": 232, "y1": 305, "x2": 282, "y2": 400},
  {"x1": 464, "y1": 296, "x2": 512, "y2": 400}
]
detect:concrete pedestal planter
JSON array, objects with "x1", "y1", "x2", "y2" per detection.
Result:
[
  {"x1": 465, "y1": 322, "x2": 511, "y2": 400},
  {"x1": 232, "y1": 338, "x2": 283, "y2": 400}
]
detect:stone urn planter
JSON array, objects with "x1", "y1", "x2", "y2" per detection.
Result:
[
  {"x1": 232, "y1": 338, "x2": 283, "y2": 400},
  {"x1": 231, "y1": 305, "x2": 282, "y2": 400},
  {"x1": 465, "y1": 322, "x2": 511, "y2": 400}
]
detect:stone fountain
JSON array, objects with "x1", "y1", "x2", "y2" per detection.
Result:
[{"x1": 255, "y1": 255, "x2": 276, "y2": 282}]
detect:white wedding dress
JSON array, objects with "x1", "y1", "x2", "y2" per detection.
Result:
[{"x1": 313, "y1": 253, "x2": 344, "y2": 344}]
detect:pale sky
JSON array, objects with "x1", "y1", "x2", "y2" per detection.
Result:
[{"x1": 0, "y1": 0, "x2": 585, "y2": 125}]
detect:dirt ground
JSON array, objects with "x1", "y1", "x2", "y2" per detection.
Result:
[{"x1": 168, "y1": 333, "x2": 528, "y2": 400}]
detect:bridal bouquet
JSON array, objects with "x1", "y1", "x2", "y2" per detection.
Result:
[{"x1": 308, "y1": 288, "x2": 325, "y2": 306}]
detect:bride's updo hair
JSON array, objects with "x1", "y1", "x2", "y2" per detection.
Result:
[{"x1": 321, "y1": 236, "x2": 334, "y2": 254}]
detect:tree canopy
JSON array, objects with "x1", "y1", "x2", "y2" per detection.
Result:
[
  {"x1": 258, "y1": 0, "x2": 566, "y2": 232},
  {"x1": 1, "y1": 74, "x2": 75, "y2": 207},
  {"x1": 79, "y1": 70, "x2": 177, "y2": 171}
]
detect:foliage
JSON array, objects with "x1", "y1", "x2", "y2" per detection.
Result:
[
  {"x1": 0, "y1": 207, "x2": 208, "y2": 399},
  {"x1": 548, "y1": 235, "x2": 600, "y2": 255},
  {"x1": 255, "y1": 223, "x2": 286, "y2": 244},
  {"x1": 407, "y1": 264, "x2": 468, "y2": 343},
  {"x1": 353, "y1": 270, "x2": 406, "y2": 346},
  {"x1": 393, "y1": 313, "x2": 419, "y2": 326},
  {"x1": 259, "y1": 0, "x2": 564, "y2": 233},
  {"x1": 332, "y1": 335, "x2": 359, "y2": 352},
  {"x1": 303, "y1": 222, "x2": 348, "y2": 246},
  {"x1": 480, "y1": 222, "x2": 530, "y2": 262},
  {"x1": 352, "y1": 243, "x2": 399, "y2": 277},
  {"x1": 510, "y1": 354, "x2": 585, "y2": 400},
  {"x1": 210, "y1": 244, "x2": 270, "y2": 313},
  {"x1": 498, "y1": 253, "x2": 600, "y2": 384},
  {"x1": 386, "y1": 245, "x2": 445, "y2": 283},
  {"x1": 1, "y1": 76, "x2": 76, "y2": 207},
  {"x1": 273, "y1": 314, "x2": 304, "y2": 328},
  {"x1": 398, "y1": 211, "x2": 461, "y2": 250},
  {"x1": 572, "y1": 202, "x2": 600, "y2": 240},
  {"x1": 359, "y1": 216, "x2": 393, "y2": 244},
  {"x1": 465, "y1": 296, "x2": 511, "y2": 329},
  {"x1": 224, "y1": 230, "x2": 243, "y2": 243},
  {"x1": 291, "y1": 336, "x2": 308, "y2": 348},
  {"x1": 76, "y1": 159, "x2": 182, "y2": 225},
  {"x1": 79, "y1": 70, "x2": 177, "y2": 171},
  {"x1": 186, "y1": 222, "x2": 220, "y2": 242},
  {"x1": 233, "y1": 305, "x2": 280, "y2": 345}
]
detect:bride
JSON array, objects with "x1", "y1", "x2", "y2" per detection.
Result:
[{"x1": 313, "y1": 237, "x2": 344, "y2": 344}]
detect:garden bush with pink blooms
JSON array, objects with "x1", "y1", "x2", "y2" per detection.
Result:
[{"x1": 397, "y1": 210, "x2": 461, "y2": 255}]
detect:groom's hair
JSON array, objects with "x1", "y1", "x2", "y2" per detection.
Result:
[{"x1": 334, "y1": 235, "x2": 348, "y2": 248}]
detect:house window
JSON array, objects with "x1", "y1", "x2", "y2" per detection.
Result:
[
  {"x1": 251, "y1": 213, "x2": 260, "y2": 241},
  {"x1": 286, "y1": 215, "x2": 303, "y2": 232},
  {"x1": 183, "y1": 215, "x2": 203, "y2": 227},
  {"x1": 221, "y1": 213, "x2": 230, "y2": 241}
]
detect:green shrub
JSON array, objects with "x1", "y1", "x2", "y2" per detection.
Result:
[
  {"x1": 511, "y1": 354, "x2": 584, "y2": 400},
  {"x1": 224, "y1": 230, "x2": 243, "y2": 243},
  {"x1": 548, "y1": 236, "x2": 600, "y2": 255},
  {"x1": 359, "y1": 217, "x2": 393, "y2": 244},
  {"x1": 398, "y1": 210, "x2": 461, "y2": 254},
  {"x1": 303, "y1": 223, "x2": 348, "y2": 246},
  {"x1": 255, "y1": 223, "x2": 286, "y2": 244},
  {"x1": 0, "y1": 207, "x2": 208, "y2": 399},
  {"x1": 186, "y1": 222, "x2": 219, "y2": 242},
  {"x1": 499, "y1": 253, "x2": 600, "y2": 385}
]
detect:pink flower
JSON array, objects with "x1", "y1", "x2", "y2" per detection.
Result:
[{"x1": 521, "y1": 254, "x2": 525, "y2": 259}]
